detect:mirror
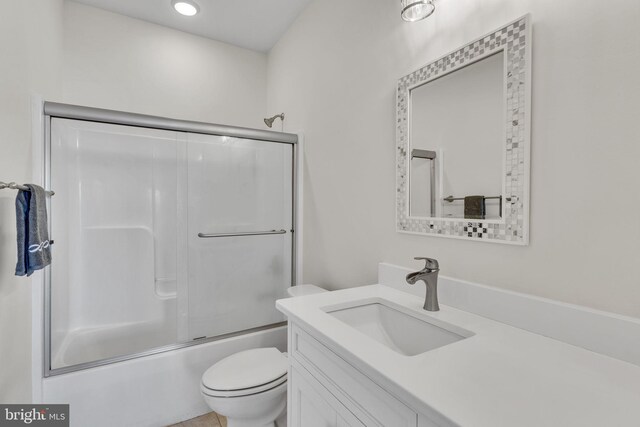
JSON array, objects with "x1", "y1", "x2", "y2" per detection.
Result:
[
  {"x1": 409, "y1": 51, "x2": 504, "y2": 220},
  {"x1": 396, "y1": 16, "x2": 531, "y2": 244}
]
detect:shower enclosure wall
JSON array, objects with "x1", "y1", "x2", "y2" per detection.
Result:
[{"x1": 44, "y1": 104, "x2": 297, "y2": 376}]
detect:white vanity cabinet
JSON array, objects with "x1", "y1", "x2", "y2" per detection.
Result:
[
  {"x1": 288, "y1": 323, "x2": 438, "y2": 427},
  {"x1": 289, "y1": 364, "x2": 364, "y2": 427},
  {"x1": 279, "y1": 284, "x2": 640, "y2": 427}
]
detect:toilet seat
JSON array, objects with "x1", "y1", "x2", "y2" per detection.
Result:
[
  {"x1": 201, "y1": 348, "x2": 287, "y2": 398},
  {"x1": 202, "y1": 373, "x2": 287, "y2": 398},
  {"x1": 201, "y1": 379, "x2": 288, "y2": 427}
]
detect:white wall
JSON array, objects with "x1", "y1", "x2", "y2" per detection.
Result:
[
  {"x1": 267, "y1": 0, "x2": 640, "y2": 317},
  {"x1": 0, "y1": 0, "x2": 64, "y2": 403},
  {"x1": 61, "y1": 1, "x2": 267, "y2": 128}
]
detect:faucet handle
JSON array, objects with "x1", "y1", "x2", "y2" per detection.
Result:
[{"x1": 415, "y1": 257, "x2": 439, "y2": 271}]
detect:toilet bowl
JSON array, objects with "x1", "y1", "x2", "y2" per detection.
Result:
[{"x1": 201, "y1": 285, "x2": 327, "y2": 427}]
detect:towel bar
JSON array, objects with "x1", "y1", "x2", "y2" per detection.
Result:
[
  {"x1": 0, "y1": 181, "x2": 55, "y2": 196},
  {"x1": 443, "y1": 195, "x2": 512, "y2": 203}
]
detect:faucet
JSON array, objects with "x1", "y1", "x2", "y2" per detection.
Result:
[{"x1": 406, "y1": 257, "x2": 440, "y2": 311}]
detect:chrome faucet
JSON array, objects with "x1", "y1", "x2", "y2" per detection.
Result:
[{"x1": 406, "y1": 257, "x2": 440, "y2": 311}]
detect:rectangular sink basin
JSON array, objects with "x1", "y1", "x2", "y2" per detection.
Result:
[{"x1": 324, "y1": 299, "x2": 473, "y2": 356}]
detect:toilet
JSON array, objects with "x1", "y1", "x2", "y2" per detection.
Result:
[{"x1": 200, "y1": 285, "x2": 327, "y2": 427}]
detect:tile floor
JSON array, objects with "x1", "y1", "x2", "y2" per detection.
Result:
[{"x1": 169, "y1": 412, "x2": 226, "y2": 427}]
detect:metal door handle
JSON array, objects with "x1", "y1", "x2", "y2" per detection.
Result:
[{"x1": 198, "y1": 229, "x2": 287, "y2": 238}]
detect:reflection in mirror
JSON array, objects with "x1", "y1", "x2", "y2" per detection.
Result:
[
  {"x1": 409, "y1": 51, "x2": 504, "y2": 220},
  {"x1": 410, "y1": 149, "x2": 437, "y2": 217}
]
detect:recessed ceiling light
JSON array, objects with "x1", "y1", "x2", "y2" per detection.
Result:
[{"x1": 172, "y1": 0, "x2": 199, "y2": 17}]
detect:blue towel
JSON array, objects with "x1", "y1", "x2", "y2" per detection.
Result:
[{"x1": 15, "y1": 184, "x2": 52, "y2": 276}]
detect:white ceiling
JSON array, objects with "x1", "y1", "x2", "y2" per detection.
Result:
[{"x1": 70, "y1": 0, "x2": 313, "y2": 52}]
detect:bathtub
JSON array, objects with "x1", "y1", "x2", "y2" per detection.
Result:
[
  {"x1": 41, "y1": 326, "x2": 287, "y2": 427},
  {"x1": 51, "y1": 320, "x2": 179, "y2": 370}
]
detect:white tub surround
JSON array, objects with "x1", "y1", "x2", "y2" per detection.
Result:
[{"x1": 277, "y1": 285, "x2": 640, "y2": 427}]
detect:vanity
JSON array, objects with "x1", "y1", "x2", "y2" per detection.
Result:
[{"x1": 276, "y1": 281, "x2": 640, "y2": 427}]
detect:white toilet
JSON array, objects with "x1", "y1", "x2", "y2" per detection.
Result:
[{"x1": 200, "y1": 285, "x2": 327, "y2": 427}]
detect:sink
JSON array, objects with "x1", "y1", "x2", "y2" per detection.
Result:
[{"x1": 324, "y1": 299, "x2": 473, "y2": 356}]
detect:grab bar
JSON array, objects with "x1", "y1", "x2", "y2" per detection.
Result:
[{"x1": 198, "y1": 229, "x2": 288, "y2": 238}]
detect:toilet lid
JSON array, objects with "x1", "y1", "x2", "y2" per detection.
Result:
[{"x1": 202, "y1": 348, "x2": 287, "y2": 391}]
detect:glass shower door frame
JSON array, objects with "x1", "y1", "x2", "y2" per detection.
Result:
[{"x1": 42, "y1": 103, "x2": 299, "y2": 377}]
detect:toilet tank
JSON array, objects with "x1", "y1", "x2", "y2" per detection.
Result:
[{"x1": 286, "y1": 284, "x2": 328, "y2": 298}]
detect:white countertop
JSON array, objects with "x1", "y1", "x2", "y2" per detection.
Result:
[{"x1": 276, "y1": 285, "x2": 640, "y2": 427}]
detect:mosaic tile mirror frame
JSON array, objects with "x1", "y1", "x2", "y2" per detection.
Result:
[{"x1": 396, "y1": 15, "x2": 532, "y2": 245}]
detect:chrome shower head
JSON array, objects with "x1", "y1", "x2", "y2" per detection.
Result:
[{"x1": 264, "y1": 113, "x2": 285, "y2": 128}]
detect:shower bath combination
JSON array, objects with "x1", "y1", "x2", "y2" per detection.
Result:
[{"x1": 43, "y1": 102, "x2": 297, "y2": 377}]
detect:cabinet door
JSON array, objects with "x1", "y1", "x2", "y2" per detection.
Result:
[
  {"x1": 290, "y1": 325, "x2": 418, "y2": 427},
  {"x1": 289, "y1": 365, "x2": 364, "y2": 427}
]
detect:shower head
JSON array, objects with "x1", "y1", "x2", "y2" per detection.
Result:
[{"x1": 264, "y1": 113, "x2": 285, "y2": 128}]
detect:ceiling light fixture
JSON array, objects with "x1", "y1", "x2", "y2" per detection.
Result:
[
  {"x1": 400, "y1": 0, "x2": 435, "y2": 22},
  {"x1": 172, "y1": 0, "x2": 199, "y2": 17}
]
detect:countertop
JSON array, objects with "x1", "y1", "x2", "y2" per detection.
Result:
[{"x1": 276, "y1": 284, "x2": 640, "y2": 427}]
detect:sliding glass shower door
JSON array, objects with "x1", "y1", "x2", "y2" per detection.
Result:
[
  {"x1": 48, "y1": 118, "x2": 294, "y2": 373},
  {"x1": 186, "y1": 134, "x2": 292, "y2": 340}
]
